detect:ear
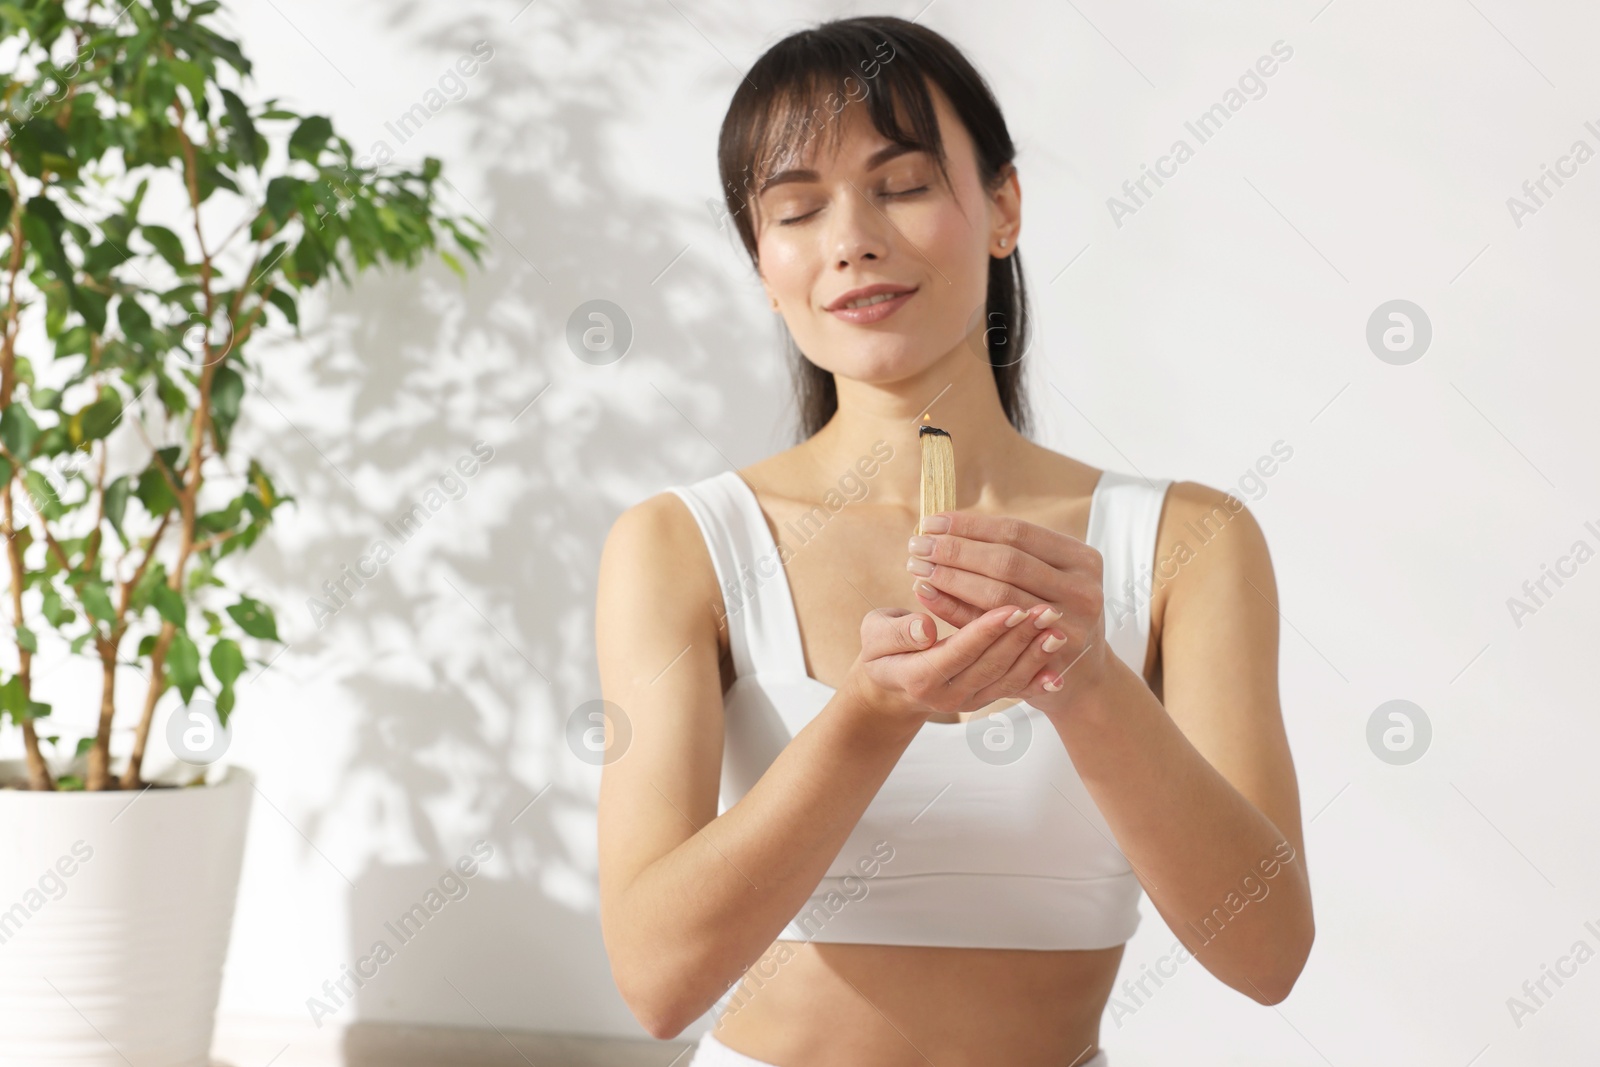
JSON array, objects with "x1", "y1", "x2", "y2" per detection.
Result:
[{"x1": 990, "y1": 162, "x2": 1021, "y2": 258}]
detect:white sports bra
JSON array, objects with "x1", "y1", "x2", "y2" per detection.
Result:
[{"x1": 666, "y1": 467, "x2": 1172, "y2": 951}]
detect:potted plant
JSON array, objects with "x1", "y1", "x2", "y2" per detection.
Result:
[{"x1": 0, "y1": 1, "x2": 485, "y2": 1062}]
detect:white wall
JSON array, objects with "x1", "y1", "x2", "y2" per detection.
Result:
[{"x1": 7, "y1": 1, "x2": 1597, "y2": 1063}]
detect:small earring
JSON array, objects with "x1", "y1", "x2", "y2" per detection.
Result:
[{"x1": 999, "y1": 237, "x2": 1009, "y2": 248}]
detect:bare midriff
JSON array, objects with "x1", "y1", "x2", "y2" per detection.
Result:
[{"x1": 708, "y1": 938, "x2": 1124, "y2": 1067}]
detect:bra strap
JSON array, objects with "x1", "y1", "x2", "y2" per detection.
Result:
[
  {"x1": 1086, "y1": 471, "x2": 1173, "y2": 675},
  {"x1": 665, "y1": 473, "x2": 802, "y2": 680}
]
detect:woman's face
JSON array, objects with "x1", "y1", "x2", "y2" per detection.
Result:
[{"x1": 752, "y1": 82, "x2": 1017, "y2": 385}]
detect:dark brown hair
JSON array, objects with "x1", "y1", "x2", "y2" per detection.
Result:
[{"x1": 717, "y1": 15, "x2": 1034, "y2": 443}]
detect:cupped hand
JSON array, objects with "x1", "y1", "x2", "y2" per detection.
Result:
[
  {"x1": 905, "y1": 511, "x2": 1111, "y2": 703},
  {"x1": 842, "y1": 600, "x2": 1074, "y2": 726}
]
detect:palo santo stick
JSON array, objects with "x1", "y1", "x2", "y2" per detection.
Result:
[{"x1": 917, "y1": 422, "x2": 1022, "y2": 725}]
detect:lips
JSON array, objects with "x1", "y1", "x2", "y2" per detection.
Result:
[
  {"x1": 824, "y1": 284, "x2": 919, "y2": 325},
  {"x1": 825, "y1": 283, "x2": 918, "y2": 312}
]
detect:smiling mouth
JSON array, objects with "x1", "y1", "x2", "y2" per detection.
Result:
[
  {"x1": 840, "y1": 291, "x2": 908, "y2": 310},
  {"x1": 826, "y1": 287, "x2": 919, "y2": 324}
]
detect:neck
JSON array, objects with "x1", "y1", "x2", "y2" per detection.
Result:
[{"x1": 803, "y1": 335, "x2": 1029, "y2": 511}]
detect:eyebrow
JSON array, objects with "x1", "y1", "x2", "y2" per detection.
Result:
[{"x1": 756, "y1": 142, "x2": 925, "y2": 197}]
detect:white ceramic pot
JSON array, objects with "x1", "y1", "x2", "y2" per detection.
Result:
[{"x1": 0, "y1": 762, "x2": 253, "y2": 1066}]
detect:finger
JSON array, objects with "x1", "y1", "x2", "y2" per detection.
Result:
[
  {"x1": 923, "y1": 510, "x2": 1081, "y2": 570},
  {"x1": 915, "y1": 603, "x2": 1030, "y2": 690},
  {"x1": 910, "y1": 530, "x2": 1062, "y2": 604},
  {"x1": 860, "y1": 605, "x2": 937, "y2": 660},
  {"x1": 968, "y1": 618, "x2": 1069, "y2": 704},
  {"x1": 950, "y1": 604, "x2": 1058, "y2": 697},
  {"x1": 910, "y1": 577, "x2": 985, "y2": 628},
  {"x1": 916, "y1": 560, "x2": 1101, "y2": 633},
  {"x1": 913, "y1": 559, "x2": 1035, "y2": 622}
]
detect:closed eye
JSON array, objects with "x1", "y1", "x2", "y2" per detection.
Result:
[{"x1": 777, "y1": 186, "x2": 931, "y2": 226}]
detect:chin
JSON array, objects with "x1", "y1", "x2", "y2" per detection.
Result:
[{"x1": 811, "y1": 329, "x2": 922, "y2": 366}]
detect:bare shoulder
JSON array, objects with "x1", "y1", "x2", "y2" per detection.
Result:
[
  {"x1": 596, "y1": 489, "x2": 730, "y2": 692},
  {"x1": 1148, "y1": 480, "x2": 1274, "y2": 658}
]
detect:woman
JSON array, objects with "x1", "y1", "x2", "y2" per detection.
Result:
[{"x1": 595, "y1": 15, "x2": 1313, "y2": 1066}]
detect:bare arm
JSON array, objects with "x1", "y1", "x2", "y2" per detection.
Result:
[
  {"x1": 1040, "y1": 483, "x2": 1313, "y2": 1004},
  {"x1": 595, "y1": 493, "x2": 923, "y2": 1039}
]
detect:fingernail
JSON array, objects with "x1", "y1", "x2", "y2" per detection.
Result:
[
  {"x1": 1043, "y1": 674, "x2": 1064, "y2": 692},
  {"x1": 1005, "y1": 608, "x2": 1028, "y2": 628},
  {"x1": 905, "y1": 557, "x2": 934, "y2": 577},
  {"x1": 907, "y1": 535, "x2": 935, "y2": 556},
  {"x1": 915, "y1": 580, "x2": 937, "y2": 599},
  {"x1": 1034, "y1": 607, "x2": 1062, "y2": 629},
  {"x1": 912, "y1": 618, "x2": 929, "y2": 642},
  {"x1": 1041, "y1": 632, "x2": 1066, "y2": 653},
  {"x1": 920, "y1": 514, "x2": 951, "y2": 534}
]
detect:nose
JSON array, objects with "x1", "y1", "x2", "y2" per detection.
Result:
[{"x1": 828, "y1": 182, "x2": 891, "y2": 269}]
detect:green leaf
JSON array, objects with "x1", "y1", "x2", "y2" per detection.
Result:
[
  {"x1": 168, "y1": 57, "x2": 208, "y2": 108},
  {"x1": 32, "y1": 425, "x2": 69, "y2": 459},
  {"x1": 220, "y1": 88, "x2": 259, "y2": 169},
  {"x1": 16, "y1": 625, "x2": 37, "y2": 653},
  {"x1": 0, "y1": 404, "x2": 41, "y2": 460},
  {"x1": 154, "y1": 371, "x2": 188, "y2": 416},
  {"x1": 74, "y1": 385, "x2": 124, "y2": 446},
  {"x1": 41, "y1": 585, "x2": 74, "y2": 626},
  {"x1": 0, "y1": 677, "x2": 44, "y2": 721},
  {"x1": 197, "y1": 496, "x2": 242, "y2": 534},
  {"x1": 141, "y1": 225, "x2": 190, "y2": 273},
  {"x1": 263, "y1": 177, "x2": 300, "y2": 228},
  {"x1": 287, "y1": 229, "x2": 328, "y2": 286},
  {"x1": 227, "y1": 596, "x2": 279, "y2": 641},
  {"x1": 167, "y1": 630, "x2": 201, "y2": 703},
  {"x1": 266, "y1": 287, "x2": 298, "y2": 328},
  {"x1": 288, "y1": 115, "x2": 334, "y2": 164},
  {"x1": 151, "y1": 583, "x2": 186, "y2": 628},
  {"x1": 79, "y1": 580, "x2": 116, "y2": 623},
  {"x1": 11, "y1": 120, "x2": 74, "y2": 180},
  {"x1": 135, "y1": 448, "x2": 182, "y2": 517},
  {"x1": 210, "y1": 363, "x2": 244, "y2": 453},
  {"x1": 23, "y1": 471, "x2": 64, "y2": 520},
  {"x1": 210, "y1": 638, "x2": 245, "y2": 685},
  {"x1": 30, "y1": 386, "x2": 63, "y2": 410},
  {"x1": 0, "y1": 677, "x2": 19, "y2": 720},
  {"x1": 73, "y1": 286, "x2": 109, "y2": 333},
  {"x1": 210, "y1": 637, "x2": 244, "y2": 720},
  {"x1": 104, "y1": 475, "x2": 131, "y2": 541},
  {"x1": 31, "y1": 425, "x2": 68, "y2": 460}
]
